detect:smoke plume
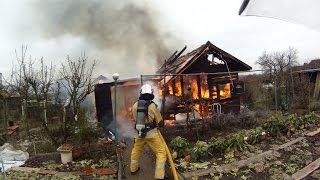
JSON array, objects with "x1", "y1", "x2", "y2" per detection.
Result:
[{"x1": 33, "y1": 0, "x2": 182, "y2": 78}]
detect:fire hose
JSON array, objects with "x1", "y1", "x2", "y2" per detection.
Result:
[{"x1": 157, "y1": 129, "x2": 179, "y2": 180}]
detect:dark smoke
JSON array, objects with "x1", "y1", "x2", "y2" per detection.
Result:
[{"x1": 33, "y1": 0, "x2": 182, "y2": 77}]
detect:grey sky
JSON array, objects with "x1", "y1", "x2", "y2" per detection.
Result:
[{"x1": 1, "y1": 0, "x2": 320, "y2": 80}]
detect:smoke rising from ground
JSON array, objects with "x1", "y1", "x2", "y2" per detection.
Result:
[
  {"x1": 117, "y1": 117, "x2": 135, "y2": 140},
  {"x1": 33, "y1": 0, "x2": 182, "y2": 78}
]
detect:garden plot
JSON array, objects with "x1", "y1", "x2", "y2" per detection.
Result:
[
  {"x1": 177, "y1": 136, "x2": 310, "y2": 179},
  {"x1": 167, "y1": 112, "x2": 320, "y2": 180},
  {"x1": 0, "y1": 141, "x2": 119, "y2": 179}
]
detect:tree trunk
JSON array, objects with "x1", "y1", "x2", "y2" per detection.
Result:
[
  {"x1": 3, "y1": 98, "x2": 8, "y2": 135},
  {"x1": 21, "y1": 100, "x2": 31, "y2": 139}
]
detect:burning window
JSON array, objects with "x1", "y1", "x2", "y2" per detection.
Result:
[
  {"x1": 190, "y1": 78, "x2": 199, "y2": 99},
  {"x1": 219, "y1": 83, "x2": 231, "y2": 99},
  {"x1": 183, "y1": 76, "x2": 199, "y2": 100},
  {"x1": 212, "y1": 86, "x2": 218, "y2": 99},
  {"x1": 201, "y1": 87, "x2": 209, "y2": 99},
  {"x1": 200, "y1": 74, "x2": 209, "y2": 99}
]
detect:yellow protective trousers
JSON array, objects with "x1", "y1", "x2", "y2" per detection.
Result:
[{"x1": 130, "y1": 128, "x2": 167, "y2": 179}]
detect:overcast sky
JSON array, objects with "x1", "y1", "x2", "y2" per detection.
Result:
[{"x1": 1, "y1": 0, "x2": 320, "y2": 80}]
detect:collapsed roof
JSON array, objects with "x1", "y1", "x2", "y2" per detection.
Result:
[{"x1": 157, "y1": 41, "x2": 251, "y2": 75}]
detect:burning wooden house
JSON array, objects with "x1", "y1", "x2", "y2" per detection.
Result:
[
  {"x1": 94, "y1": 41, "x2": 252, "y2": 132},
  {"x1": 157, "y1": 41, "x2": 252, "y2": 119}
]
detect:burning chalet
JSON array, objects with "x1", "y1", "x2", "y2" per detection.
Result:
[
  {"x1": 94, "y1": 41, "x2": 251, "y2": 130},
  {"x1": 157, "y1": 41, "x2": 251, "y2": 119}
]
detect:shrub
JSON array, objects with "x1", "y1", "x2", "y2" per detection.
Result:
[
  {"x1": 73, "y1": 126, "x2": 103, "y2": 145},
  {"x1": 263, "y1": 112, "x2": 320, "y2": 136},
  {"x1": 262, "y1": 113, "x2": 288, "y2": 136},
  {"x1": 301, "y1": 111, "x2": 319, "y2": 127},
  {"x1": 72, "y1": 108, "x2": 104, "y2": 145},
  {"x1": 239, "y1": 109, "x2": 258, "y2": 128},
  {"x1": 191, "y1": 141, "x2": 211, "y2": 161},
  {"x1": 208, "y1": 137, "x2": 227, "y2": 154},
  {"x1": 246, "y1": 127, "x2": 265, "y2": 145},
  {"x1": 226, "y1": 132, "x2": 247, "y2": 151},
  {"x1": 211, "y1": 113, "x2": 238, "y2": 130},
  {"x1": 169, "y1": 136, "x2": 189, "y2": 158}
]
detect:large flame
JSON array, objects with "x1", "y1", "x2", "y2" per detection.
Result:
[
  {"x1": 174, "y1": 81, "x2": 182, "y2": 96},
  {"x1": 200, "y1": 74, "x2": 209, "y2": 99},
  {"x1": 161, "y1": 80, "x2": 231, "y2": 101},
  {"x1": 201, "y1": 87, "x2": 209, "y2": 99},
  {"x1": 159, "y1": 78, "x2": 232, "y2": 118},
  {"x1": 190, "y1": 80, "x2": 199, "y2": 99}
]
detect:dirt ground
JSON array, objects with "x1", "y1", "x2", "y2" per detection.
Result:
[
  {"x1": 122, "y1": 137, "x2": 175, "y2": 180},
  {"x1": 122, "y1": 139, "x2": 157, "y2": 180}
]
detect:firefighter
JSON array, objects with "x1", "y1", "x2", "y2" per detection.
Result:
[{"x1": 130, "y1": 84, "x2": 167, "y2": 180}]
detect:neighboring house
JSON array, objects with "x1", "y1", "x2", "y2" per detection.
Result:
[{"x1": 293, "y1": 59, "x2": 320, "y2": 98}]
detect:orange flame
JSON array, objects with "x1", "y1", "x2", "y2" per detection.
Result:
[
  {"x1": 165, "y1": 120, "x2": 176, "y2": 126},
  {"x1": 174, "y1": 81, "x2": 182, "y2": 96},
  {"x1": 201, "y1": 87, "x2": 209, "y2": 99},
  {"x1": 193, "y1": 104, "x2": 200, "y2": 113},
  {"x1": 220, "y1": 83, "x2": 231, "y2": 99},
  {"x1": 190, "y1": 80, "x2": 199, "y2": 99},
  {"x1": 159, "y1": 89, "x2": 163, "y2": 97},
  {"x1": 168, "y1": 85, "x2": 173, "y2": 95},
  {"x1": 212, "y1": 86, "x2": 218, "y2": 99},
  {"x1": 160, "y1": 78, "x2": 231, "y2": 102}
]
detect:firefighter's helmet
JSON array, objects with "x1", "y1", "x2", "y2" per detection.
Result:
[
  {"x1": 140, "y1": 84, "x2": 154, "y2": 100},
  {"x1": 140, "y1": 84, "x2": 154, "y2": 95}
]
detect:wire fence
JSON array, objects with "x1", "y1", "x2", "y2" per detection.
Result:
[{"x1": 139, "y1": 68, "x2": 317, "y2": 117}]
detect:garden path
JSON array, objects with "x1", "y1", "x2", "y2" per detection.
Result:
[{"x1": 122, "y1": 140, "x2": 156, "y2": 180}]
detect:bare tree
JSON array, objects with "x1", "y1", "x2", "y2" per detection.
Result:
[
  {"x1": 27, "y1": 58, "x2": 55, "y2": 126},
  {"x1": 256, "y1": 47, "x2": 298, "y2": 110},
  {"x1": 9, "y1": 45, "x2": 33, "y2": 138},
  {"x1": 0, "y1": 76, "x2": 10, "y2": 137},
  {"x1": 25, "y1": 57, "x2": 60, "y2": 145},
  {"x1": 59, "y1": 53, "x2": 97, "y2": 124},
  {"x1": 257, "y1": 47, "x2": 298, "y2": 74}
]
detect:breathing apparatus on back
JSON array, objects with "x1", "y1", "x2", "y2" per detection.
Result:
[{"x1": 136, "y1": 84, "x2": 155, "y2": 138}]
